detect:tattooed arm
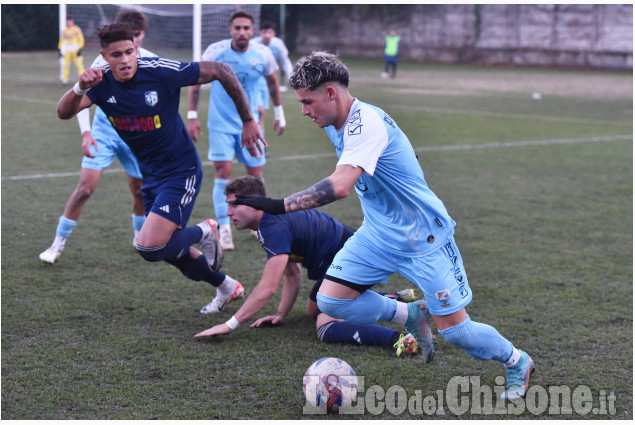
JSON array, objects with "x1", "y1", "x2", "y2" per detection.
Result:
[
  {"x1": 284, "y1": 165, "x2": 363, "y2": 212},
  {"x1": 230, "y1": 165, "x2": 363, "y2": 215},
  {"x1": 187, "y1": 61, "x2": 267, "y2": 157}
]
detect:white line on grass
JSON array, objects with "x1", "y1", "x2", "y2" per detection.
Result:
[
  {"x1": 387, "y1": 104, "x2": 631, "y2": 127},
  {"x1": 3, "y1": 134, "x2": 630, "y2": 181}
]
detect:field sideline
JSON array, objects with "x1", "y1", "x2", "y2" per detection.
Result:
[{"x1": 1, "y1": 51, "x2": 633, "y2": 419}]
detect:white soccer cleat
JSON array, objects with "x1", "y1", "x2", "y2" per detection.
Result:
[
  {"x1": 219, "y1": 223, "x2": 234, "y2": 251},
  {"x1": 200, "y1": 281, "x2": 245, "y2": 314},
  {"x1": 197, "y1": 219, "x2": 224, "y2": 272},
  {"x1": 39, "y1": 244, "x2": 64, "y2": 264}
]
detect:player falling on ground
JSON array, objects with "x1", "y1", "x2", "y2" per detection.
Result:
[
  {"x1": 41, "y1": 9, "x2": 152, "y2": 265},
  {"x1": 56, "y1": 23, "x2": 266, "y2": 311},
  {"x1": 194, "y1": 175, "x2": 420, "y2": 357},
  {"x1": 187, "y1": 11, "x2": 286, "y2": 251},
  {"x1": 231, "y1": 52, "x2": 535, "y2": 400}
]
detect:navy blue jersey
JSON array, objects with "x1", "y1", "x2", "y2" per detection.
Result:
[
  {"x1": 258, "y1": 210, "x2": 351, "y2": 281},
  {"x1": 86, "y1": 58, "x2": 201, "y2": 182}
]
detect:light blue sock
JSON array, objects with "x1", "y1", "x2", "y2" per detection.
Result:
[
  {"x1": 212, "y1": 178, "x2": 230, "y2": 226},
  {"x1": 56, "y1": 216, "x2": 76, "y2": 238},
  {"x1": 316, "y1": 290, "x2": 398, "y2": 325},
  {"x1": 131, "y1": 214, "x2": 146, "y2": 232},
  {"x1": 439, "y1": 314, "x2": 514, "y2": 364}
]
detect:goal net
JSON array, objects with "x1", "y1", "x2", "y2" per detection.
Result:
[{"x1": 64, "y1": 4, "x2": 262, "y2": 61}]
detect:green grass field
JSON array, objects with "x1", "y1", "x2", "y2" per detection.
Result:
[{"x1": 1, "y1": 50, "x2": 632, "y2": 419}]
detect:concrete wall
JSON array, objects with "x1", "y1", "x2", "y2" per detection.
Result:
[{"x1": 292, "y1": 4, "x2": 633, "y2": 70}]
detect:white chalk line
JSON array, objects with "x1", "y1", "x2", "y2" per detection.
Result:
[{"x1": 2, "y1": 134, "x2": 630, "y2": 181}]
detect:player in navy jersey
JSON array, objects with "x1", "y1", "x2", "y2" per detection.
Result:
[
  {"x1": 40, "y1": 9, "x2": 152, "y2": 265},
  {"x1": 232, "y1": 52, "x2": 535, "y2": 400},
  {"x1": 194, "y1": 176, "x2": 420, "y2": 357},
  {"x1": 187, "y1": 11, "x2": 286, "y2": 251},
  {"x1": 56, "y1": 23, "x2": 266, "y2": 314}
]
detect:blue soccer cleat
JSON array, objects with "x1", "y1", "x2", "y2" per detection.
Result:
[
  {"x1": 404, "y1": 300, "x2": 435, "y2": 363},
  {"x1": 501, "y1": 350, "x2": 535, "y2": 400}
]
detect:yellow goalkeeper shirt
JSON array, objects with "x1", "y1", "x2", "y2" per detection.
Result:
[{"x1": 58, "y1": 25, "x2": 84, "y2": 52}]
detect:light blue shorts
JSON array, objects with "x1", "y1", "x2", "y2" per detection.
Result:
[
  {"x1": 325, "y1": 234, "x2": 472, "y2": 316},
  {"x1": 81, "y1": 124, "x2": 142, "y2": 179},
  {"x1": 207, "y1": 130, "x2": 266, "y2": 167}
]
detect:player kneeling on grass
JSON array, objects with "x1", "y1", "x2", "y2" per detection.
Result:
[
  {"x1": 55, "y1": 24, "x2": 266, "y2": 312},
  {"x1": 194, "y1": 175, "x2": 420, "y2": 357}
]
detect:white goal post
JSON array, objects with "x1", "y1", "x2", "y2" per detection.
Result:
[{"x1": 60, "y1": 4, "x2": 262, "y2": 61}]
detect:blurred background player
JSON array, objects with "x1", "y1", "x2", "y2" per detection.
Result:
[
  {"x1": 187, "y1": 11, "x2": 286, "y2": 251},
  {"x1": 381, "y1": 29, "x2": 400, "y2": 79},
  {"x1": 195, "y1": 176, "x2": 420, "y2": 357},
  {"x1": 58, "y1": 15, "x2": 85, "y2": 85},
  {"x1": 56, "y1": 23, "x2": 265, "y2": 312},
  {"x1": 252, "y1": 20, "x2": 294, "y2": 138},
  {"x1": 40, "y1": 9, "x2": 153, "y2": 264}
]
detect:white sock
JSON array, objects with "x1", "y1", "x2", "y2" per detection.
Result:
[
  {"x1": 53, "y1": 236, "x2": 67, "y2": 250},
  {"x1": 218, "y1": 275, "x2": 237, "y2": 294},
  {"x1": 393, "y1": 302, "x2": 409, "y2": 325},
  {"x1": 505, "y1": 347, "x2": 521, "y2": 368}
]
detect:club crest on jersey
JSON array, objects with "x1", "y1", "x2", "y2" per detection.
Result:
[{"x1": 145, "y1": 91, "x2": 158, "y2": 107}]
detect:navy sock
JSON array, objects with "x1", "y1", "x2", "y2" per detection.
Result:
[
  {"x1": 165, "y1": 254, "x2": 226, "y2": 287},
  {"x1": 317, "y1": 321, "x2": 399, "y2": 346},
  {"x1": 137, "y1": 226, "x2": 202, "y2": 262}
]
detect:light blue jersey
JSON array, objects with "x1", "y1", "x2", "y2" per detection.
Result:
[
  {"x1": 202, "y1": 39, "x2": 277, "y2": 135},
  {"x1": 252, "y1": 35, "x2": 292, "y2": 76},
  {"x1": 325, "y1": 100, "x2": 455, "y2": 257}
]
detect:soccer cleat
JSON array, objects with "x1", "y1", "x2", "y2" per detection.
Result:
[
  {"x1": 219, "y1": 224, "x2": 234, "y2": 251},
  {"x1": 404, "y1": 300, "x2": 435, "y2": 363},
  {"x1": 200, "y1": 281, "x2": 245, "y2": 314},
  {"x1": 501, "y1": 350, "x2": 535, "y2": 400},
  {"x1": 197, "y1": 219, "x2": 224, "y2": 272},
  {"x1": 39, "y1": 242, "x2": 64, "y2": 264},
  {"x1": 394, "y1": 333, "x2": 420, "y2": 357},
  {"x1": 396, "y1": 288, "x2": 416, "y2": 302}
]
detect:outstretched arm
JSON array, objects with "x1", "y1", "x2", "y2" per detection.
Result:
[
  {"x1": 251, "y1": 262, "x2": 302, "y2": 327},
  {"x1": 194, "y1": 254, "x2": 289, "y2": 338},
  {"x1": 196, "y1": 61, "x2": 267, "y2": 157},
  {"x1": 231, "y1": 164, "x2": 364, "y2": 214}
]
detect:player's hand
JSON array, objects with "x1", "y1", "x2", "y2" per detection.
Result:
[
  {"x1": 194, "y1": 323, "x2": 232, "y2": 338},
  {"x1": 240, "y1": 119, "x2": 268, "y2": 158},
  {"x1": 251, "y1": 315, "x2": 283, "y2": 327},
  {"x1": 81, "y1": 131, "x2": 98, "y2": 158},
  {"x1": 273, "y1": 119, "x2": 285, "y2": 136},
  {"x1": 187, "y1": 118, "x2": 203, "y2": 142},
  {"x1": 230, "y1": 194, "x2": 286, "y2": 215},
  {"x1": 78, "y1": 67, "x2": 105, "y2": 90}
]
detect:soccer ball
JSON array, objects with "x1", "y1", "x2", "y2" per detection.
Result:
[{"x1": 303, "y1": 357, "x2": 358, "y2": 413}]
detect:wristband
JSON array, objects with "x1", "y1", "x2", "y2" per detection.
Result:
[
  {"x1": 274, "y1": 105, "x2": 286, "y2": 127},
  {"x1": 77, "y1": 108, "x2": 91, "y2": 134},
  {"x1": 225, "y1": 316, "x2": 240, "y2": 330},
  {"x1": 187, "y1": 110, "x2": 198, "y2": 120},
  {"x1": 73, "y1": 82, "x2": 89, "y2": 96}
]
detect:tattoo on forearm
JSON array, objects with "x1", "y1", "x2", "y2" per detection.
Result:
[
  {"x1": 191, "y1": 87, "x2": 200, "y2": 108},
  {"x1": 200, "y1": 61, "x2": 252, "y2": 123},
  {"x1": 285, "y1": 179, "x2": 337, "y2": 211}
]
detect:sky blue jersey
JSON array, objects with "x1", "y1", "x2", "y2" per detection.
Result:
[
  {"x1": 86, "y1": 58, "x2": 201, "y2": 182},
  {"x1": 325, "y1": 99, "x2": 456, "y2": 257},
  {"x1": 201, "y1": 39, "x2": 277, "y2": 134}
]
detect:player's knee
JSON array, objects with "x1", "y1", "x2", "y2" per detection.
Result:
[
  {"x1": 136, "y1": 245, "x2": 165, "y2": 262},
  {"x1": 74, "y1": 183, "x2": 95, "y2": 200},
  {"x1": 316, "y1": 293, "x2": 357, "y2": 322}
]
